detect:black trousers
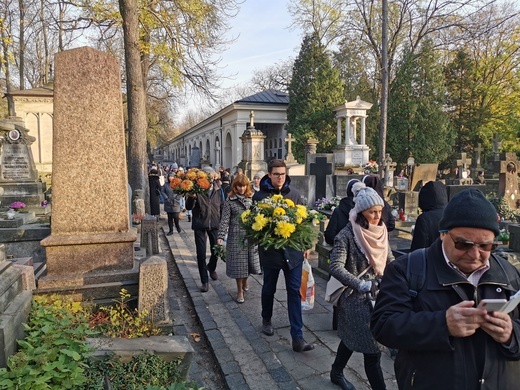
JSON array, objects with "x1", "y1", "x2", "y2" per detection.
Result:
[
  {"x1": 194, "y1": 229, "x2": 218, "y2": 284},
  {"x1": 167, "y1": 212, "x2": 180, "y2": 232}
]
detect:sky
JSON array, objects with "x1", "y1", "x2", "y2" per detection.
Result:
[{"x1": 215, "y1": 0, "x2": 302, "y2": 88}]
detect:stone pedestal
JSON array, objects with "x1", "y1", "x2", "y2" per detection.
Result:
[
  {"x1": 39, "y1": 47, "x2": 137, "y2": 301},
  {"x1": 397, "y1": 191, "x2": 419, "y2": 218},
  {"x1": 333, "y1": 144, "x2": 370, "y2": 168}
]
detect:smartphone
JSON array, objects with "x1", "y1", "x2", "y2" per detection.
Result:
[{"x1": 478, "y1": 299, "x2": 507, "y2": 312}]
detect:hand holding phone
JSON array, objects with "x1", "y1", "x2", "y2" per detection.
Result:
[{"x1": 478, "y1": 299, "x2": 508, "y2": 312}]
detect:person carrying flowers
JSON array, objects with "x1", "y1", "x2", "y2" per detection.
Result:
[{"x1": 251, "y1": 159, "x2": 315, "y2": 353}]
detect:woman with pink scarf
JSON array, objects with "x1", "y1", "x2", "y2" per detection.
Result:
[{"x1": 328, "y1": 182, "x2": 390, "y2": 390}]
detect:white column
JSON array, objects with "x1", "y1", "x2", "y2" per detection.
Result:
[
  {"x1": 361, "y1": 117, "x2": 366, "y2": 145},
  {"x1": 352, "y1": 118, "x2": 357, "y2": 144},
  {"x1": 345, "y1": 115, "x2": 351, "y2": 145},
  {"x1": 336, "y1": 117, "x2": 342, "y2": 145}
]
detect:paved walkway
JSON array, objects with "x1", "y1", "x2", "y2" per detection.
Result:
[{"x1": 163, "y1": 214, "x2": 405, "y2": 390}]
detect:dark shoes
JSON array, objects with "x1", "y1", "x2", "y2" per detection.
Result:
[
  {"x1": 262, "y1": 320, "x2": 274, "y2": 336},
  {"x1": 292, "y1": 338, "x2": 315, "y2": 352},
  {"x1": 330, "y1": 366, "x2": 356, "y2": 390},
  {"x1": 187, "y1": 216, "x2": 191, "y2": 222},
  {"x1": 210, "y1": 271, "x2": 218, "y2": 280},
  {"x1": 200, "y1": 283, "x2": 208, "y2": 293},
  {"x1": 177, "y1": 228, "x2": 182, "y2": 233},
  {"x1": 166, "y1": 231, "x2": 173, "y2": 236}
]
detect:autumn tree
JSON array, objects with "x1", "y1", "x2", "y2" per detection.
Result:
[{"x1": 287, "y1": 33, "x2": 344, "y2": 161}]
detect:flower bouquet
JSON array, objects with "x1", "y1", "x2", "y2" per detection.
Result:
[
  {"x1": 239, "y1": 194, "x2": 321, "y2": 251},
  {"x1": 169, "y1": 168, "x2": 212, "y2": 196},
  {"x1": 9, "y1": 201, "x2": 26, "y2": 210},
  {"x1": 362, "y1": 160, "x2": 379, "y2": 174},
  {"x1": 314, "y1": 196, "x2": 341, "y2": 211},
  {"x1": 212, "y1": 244, "x2": 226, "y2": 262}
]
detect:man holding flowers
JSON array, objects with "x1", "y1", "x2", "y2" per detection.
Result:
[
  {"x1": 185, "y1": 167, "x2": 225, "y2": 293},
  {"x1": 252, "y1": 159, "x2": 315, "y2": 353}
]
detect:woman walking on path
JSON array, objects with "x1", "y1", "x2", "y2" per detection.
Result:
[
  {"x1": 161, "y1": 173, "x2": 182, "y2": 235},
  {"x1": 217, "y1": 174, "x2": 261, "y2": 303},
  {"x1": 329, "y1": 182, "x2": 390, "y2": 390}
]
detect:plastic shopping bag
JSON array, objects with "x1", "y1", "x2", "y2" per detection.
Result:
[{"x1": 300, "y1": 259, "x2": 315, "y2": 310}]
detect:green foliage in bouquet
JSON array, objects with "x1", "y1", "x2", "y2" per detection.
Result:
[{"x1": 239, "y1": 194, "x2": 322, "y2": 251}]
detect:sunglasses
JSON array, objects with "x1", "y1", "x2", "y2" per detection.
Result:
[{"x1": 446, "y1": 231, "x2": 498, "y2": 252}]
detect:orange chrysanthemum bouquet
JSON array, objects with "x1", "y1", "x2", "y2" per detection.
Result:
[{"x1": 170, "y1": 168, "x2": 212, "y2": 195}]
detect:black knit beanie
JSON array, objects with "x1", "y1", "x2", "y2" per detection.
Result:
[{"x1": 438, "y1": 189, "x2": 500, "y2": 236}]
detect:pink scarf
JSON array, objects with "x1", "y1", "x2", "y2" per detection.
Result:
[{"x1": 349, "y1": 211, "x2": 388, "y2": 276}]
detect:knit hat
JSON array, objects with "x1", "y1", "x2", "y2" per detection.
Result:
[
  {"x1": 351, "y1": 182, "x2": 384, "y2": 214},
  {"x1": 171, "y1": 163, "x2": 178, "y2": 169},
  {"x1": 253, "y1": 171, "x2": 265, "y2": 179},
  {"x1": 439, "y1": 189, "x2": 500, "y2": 236}
]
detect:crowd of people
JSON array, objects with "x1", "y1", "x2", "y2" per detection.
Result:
[{"x1": 146, "y1": 160, "x2": 520, "y2": 389}]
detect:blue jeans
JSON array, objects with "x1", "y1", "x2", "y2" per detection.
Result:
[{"x1": 261, "y1": 262, "x2": 303, "y2": 340}]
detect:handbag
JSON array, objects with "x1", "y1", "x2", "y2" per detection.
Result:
[{"x1": 325, "y1": 266, "x2": 371, "y2": 306}]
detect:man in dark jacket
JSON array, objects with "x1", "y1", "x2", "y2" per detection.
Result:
[
  {"x1": 186, "y1": 167, "x2": 225, "y2": 292},
  {"x1": 371, "y1": 189, "x2": 520, "y2": 390},
  {"x1": 253, "y1": 159, "x2": 315, "y2": 353},
  {"x1": 410, "y1": 180, "x2": 448, "y2": 250}
]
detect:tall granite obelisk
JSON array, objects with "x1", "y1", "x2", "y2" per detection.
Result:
[{"x1": 40, "y1": 47, "x2": 138, "y2": 300}]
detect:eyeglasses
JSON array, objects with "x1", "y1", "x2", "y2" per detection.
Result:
[
  {"x1": 271, "y1": 172, "x2": 286, "y2": 177},
  {"x1": 446, "y1": 231, "x2": 498, "y2": 252}
]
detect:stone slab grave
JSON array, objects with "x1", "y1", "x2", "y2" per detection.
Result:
[{"x1": 39, "y1": 47, "x2": 138, "y2": 301}]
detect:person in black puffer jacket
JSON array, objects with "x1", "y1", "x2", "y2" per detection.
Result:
[
  {"x1": 253, "y1": 159, "x2": 315, "y2": 353},
  {"x1": 410, "y1": 181, "x2": 447, "y2": 251},
  {"x1": 325, "y1": 179, "x2": 360, "y2": 245}
]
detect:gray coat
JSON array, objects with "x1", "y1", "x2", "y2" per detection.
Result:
[
  {"x1": 161, "y1": 182, "x2": 181, "y2": 213},
  {"x1": 217, "y1": 195, "x2": 260, "y2": 279},
  {"x1": 329, "y1": 223, "x2": 388, "y2": 354}
]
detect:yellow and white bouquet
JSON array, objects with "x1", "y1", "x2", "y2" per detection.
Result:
[{"x1": 239, "y1": 194, "x2": 323, "y2": 251}]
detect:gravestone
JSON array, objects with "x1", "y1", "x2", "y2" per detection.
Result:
[
  {"x1": 474, "y1": 143, "x2": 484, "y2": 170},
  {"x1": 238, "y1": 111, "x2": 267, "y2": 179},
  {"x1": 190, "y1": 146, "x2": 201, "y2": 168},
  {"x1": 409, "y1": 163, "x2": 438, "y2": 192},
  {"x1": 306, "y1": 153, "x2": 334, "y2": 203},
  {"x1": 497, "y1": 152, "x2": 519, "y2": 211},
  {"x1": 382, "y1": 153, "x2": 397, "y2": 188},
  {"x1": 0, "y1": 117, "x2": 46, "y2": 209},
  {"x1": 284, "y1": 133, "x2": 298, "y2": 164},
  {"x1": 454, "y1": 152, "x2": 473, "y2": 185},
  {"x1": 39, "y1": 47, "x2": 138, "y2": 301}
]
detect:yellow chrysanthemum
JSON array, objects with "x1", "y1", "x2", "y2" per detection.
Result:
[
  {"x1": 186, "y1": 171, "x2": 197, "y2": 180},
  {"x1": 271, "y1": 194, "x2": 283, "y2": 202},
  {"x1": 252, "y1": 214, "x2": 269, "y2": 231},
  {"x1": 296, "y1": 205, "x2": 308, "y2": 219},
  {"x1": 273, "y1": 207, "x2": 286, "y2": 217},
  {"x1": 296, "y1": 217, "x2": 303, "y2": 224},
  {"x1": 274, "y1": 221, "x2": 296, "y2": 238},
  {"x1": 284, "y1": 198, "x2": 295, "y2": 207},
  {"x1": 241, "y1": 210, "x2": 251, "y2": 223}
]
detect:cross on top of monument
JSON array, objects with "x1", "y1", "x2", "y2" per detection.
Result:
[
  {"x1": 456, "y1": 152, "x2": 472, "y2": 179},
  {"x1": 284, "y1": 133, "x2": 297, "y2": 164},
  {"x1": 249, "y1": 110, "x2": 255, "y2": 128},
  {"x1": 474, "y1": 143, "x2": 483, "y2": 168}
]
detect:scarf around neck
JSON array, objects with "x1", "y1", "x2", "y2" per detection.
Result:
[{"x1": 349, "y1": 210, "x2": 388, "y2": 276}]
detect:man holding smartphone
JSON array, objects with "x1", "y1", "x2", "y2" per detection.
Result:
[{"x1": 371, "y1": 189, "x2": 520, "y2": 389}]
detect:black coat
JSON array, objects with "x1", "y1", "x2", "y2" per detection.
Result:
[
  {"x1": 253, "y1": 175, "x2": 305, "y2": 270},
  {"x1": 410, "y1": 181, "x2": 448, "y2": 251},
  {"x1": 371, "y1": 240, "x2": 520, "y2": 390},
  {"x1": 185, "y1": 185, "x2": 225, "y2": 230},
  {"x1": 148, "y1": 174, "x2": 161, "y2": 216},
  {"x1": 324, "y1": 196, "x2": 355, "y2": 245}
]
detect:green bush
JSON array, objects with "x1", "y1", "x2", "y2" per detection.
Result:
[{"x1": 0, "y1": 294, "x2": 201, "y2": 390}]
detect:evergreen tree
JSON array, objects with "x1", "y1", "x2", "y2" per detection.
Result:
[
  {"x1": 387, "y1": 40, "x2": 454, "y2": 167},
  {"x1": 287, "y1": 33, "x2": 344, "y2": 162}
]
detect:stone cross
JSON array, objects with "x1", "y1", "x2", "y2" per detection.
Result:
[
  {"x1": 284, "y1": 133, "x2": 297, "y2": 164},
  {"x1": 309, "y1": 156, "x2": 333, "y2": 201},
  {"x1": 456, "y1": 152, "x2": 472, "y2": 179},
  {"x1": 383, "y1": 153, "x2": 397, "y2": 187},
  {"x1": 474, "y1": 143, "x2": 483, "y2": 169},
  {"x1": 249, "y1": 110, "x2": 255, "y2": 128},
  {"x1": 498, "y1": 152, "x2": 519, "y2": 211},
  {"x1": 492, "y1": 133, "x2": 502, "y2": 161}
]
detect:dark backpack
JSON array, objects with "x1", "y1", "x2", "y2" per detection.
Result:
[{"x1": 407, "y1": 248, "x2": 426, "y2": 298}]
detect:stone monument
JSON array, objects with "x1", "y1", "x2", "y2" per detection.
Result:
[
  {"x1": 238, "y1": 111, "x2": 267, "y2": 178},
  {"x1": 189, "y1": 146, "x2": 201, "y2": 168},
  {"x1": 0, "y1": 117, "x2": 46, "y2": 211},
  {"x1": 39, "y1": 47, "x2": 138, "y2": 301},
  {"x1": 497, "y1": 152, "x2": 519, "y2": 211},
  {"x1": 453, "y1": 152, "x2": 473, "y2": 185},
  {"x1": 332, "y1": 97, "x2": 372, "y2": 168}
]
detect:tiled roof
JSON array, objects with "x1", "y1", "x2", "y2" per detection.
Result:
[{"x1": 235, "y1": 89, "x2": 289, "y2": 104}]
